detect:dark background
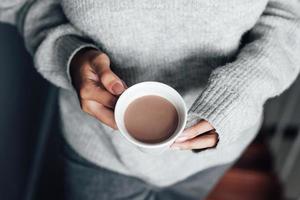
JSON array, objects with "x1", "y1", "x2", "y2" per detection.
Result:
[{"x1": 0, "y1": 23, "x2": 61, "y2": 200}]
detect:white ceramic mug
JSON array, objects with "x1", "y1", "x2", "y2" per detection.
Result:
[{"x1": 114, "y1": 81, "x2": 187, "y2": 150}]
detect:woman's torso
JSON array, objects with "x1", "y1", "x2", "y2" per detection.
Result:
[
  {"x1": 61, "y1": 0, "x2": 267, "y2": 91},
  {"x1": 59, "y1": 0, "x2": 267, "y2": 186}
]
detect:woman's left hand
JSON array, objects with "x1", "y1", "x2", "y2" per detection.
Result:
[{"x1": 171, "y1": 120, "x2": 219, "y2": 150}]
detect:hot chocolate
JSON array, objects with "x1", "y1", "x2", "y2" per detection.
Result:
[{"x1": 124, "y1": 95, "x2": 179, "y2": 144}]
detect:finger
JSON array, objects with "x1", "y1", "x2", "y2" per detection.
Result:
[
  {"x1": 92, "y1": 53, "x2": 125, "y2": 95},
  {"x1": 79, "y1": 80, "x2": 117, "y2": 108},
  {"x1": 100, "y1": 70, "x2": 125, "y2": 95},
  {"x1": 71, "y1": 62, "x2": 99, "y2": 91},
  {"x1": 81, "y1": 100, "x2": 118, "y2": 130},
  {"x1": 176, "y1": 120, "x2": 214, "y2": 142},
  {"x1": 171, "y1": 131, "x2": 218, "y2": 150}
]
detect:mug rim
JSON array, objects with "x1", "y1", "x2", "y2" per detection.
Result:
[{"x1": 114, "y1": 81, "x2": 187, "y2": 149}]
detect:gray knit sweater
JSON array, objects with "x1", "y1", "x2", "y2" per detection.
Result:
[{"x1": 1, "y1": 0, "x2": 300, "y2": 186}]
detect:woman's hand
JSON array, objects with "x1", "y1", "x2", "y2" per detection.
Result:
[
  {"x1": 171, "y1": 120, "x2": 219, "y2": 150},
  {"x1": 70, "y1": 48, "x2": 127, "y2": 129}
]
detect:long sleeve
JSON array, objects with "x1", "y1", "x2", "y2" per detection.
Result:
[
  {"x1": 0, "y1": 0, "x2": 27, "y2": 25},
  {"x1": 0, "y1": 0, "x2": 97, "y2": 90},
  {"x1": 189, "y1": 0, "x2": 300, "y2": 148}
]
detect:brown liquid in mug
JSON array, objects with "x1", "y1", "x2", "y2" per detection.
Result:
[{"x1": 124, "y1": 95, "x2": 179, "y2": 144}]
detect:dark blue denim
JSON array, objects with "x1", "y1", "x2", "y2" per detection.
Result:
[{"x1": 62, "y1": 142, "x2": 231, "y2": 200}]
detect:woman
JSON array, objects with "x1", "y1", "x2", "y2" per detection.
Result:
[{"x1": 1, "y1": 0, "x2": 300, "y2": 199}]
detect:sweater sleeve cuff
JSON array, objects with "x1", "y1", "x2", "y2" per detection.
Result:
[
  {"x1": 188, "y1": 68, "x2": 263, "y2": 148},
  {"x1": 55, "y1": 35, "x2": 99, "y2": 90}
]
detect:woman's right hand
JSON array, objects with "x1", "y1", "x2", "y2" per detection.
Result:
[{"x1": 70, "y1": 49, "x2": 127, "y2": 129}]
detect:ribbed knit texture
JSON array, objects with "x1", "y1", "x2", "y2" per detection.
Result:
[{"x1": 1, "y1": 0, "x2": 300, "y2": 186}]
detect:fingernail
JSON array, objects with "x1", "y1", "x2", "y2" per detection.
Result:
[
  {"x1": 112, "y1": 82, "x2": 124, "y2": 95},
  {"x1": 175, "y1": 137, "x2": 188, "y2": 143}
]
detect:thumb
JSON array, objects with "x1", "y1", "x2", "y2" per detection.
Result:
[
  {"x1": 92, "y1": 53, "x2": 126, "y2": 95},
  {"x1": 100, "y1": 69, "x2": 126, "y2": 95}
]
